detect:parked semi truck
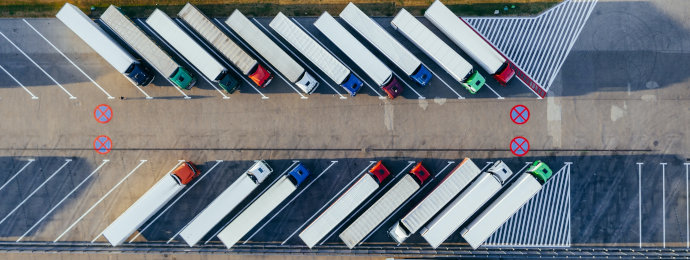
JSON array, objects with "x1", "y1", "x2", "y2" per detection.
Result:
[
  {"x1": 269, "y1": 12, "x2": 363, "y2": 96},
  {"x1": 56, "y1": 3, "x2": 154, "y2": 86},
  {"x1": 177, "y1": 3, "x2": 272, "y2": 88},
  {"x1": 388, "y1": 158, "x2": 481, "y2": 244},
  {"x1": 217, "y1": 163, "x2": 310, "y2": 248},
  {"x1": 102, "y1": 161, "x2": 201, "y2": 246},
  {"x1": 100, "y1": 5, "x2": 195, "y2": 90},
  {"x1": 420, "y1": 161, "x2": 513, "y2": 248},
  {"x1": 339, "y1": 162, "x2": 430, "y2": 248},
  {"x1": 390, "y1": 9, "x2": 485, "y2": 94},
  {"x1": 461, "y1": 160, "x2": 553, "y2": 249},
  {"x1": 339, "y1": 3, "x2": 432, "y2": 87},
  {"x1": 146, "y1": 9, "x2": 240, "y2": 93},
  {"x1": 424, "y1": 0, "x2": 514, "y2": 85},
  {"x1": 314, "y1": 12, "x2": 403, "y2": 99},
  {"x1": 225, "y1": 9, "x2": 319, "y2": 94},
  {"x1": 299, "y1": 161, "x2": 391, "y2": 248},
  {"x1": 178, "y1": 161, "x2": 273, "y2": 247}
]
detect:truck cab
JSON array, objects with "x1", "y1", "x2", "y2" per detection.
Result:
[
  {"x1": 171, "y1": 161, "x2": 201, "y2": 185},
  {"x1": 410, "y1": 162, "x2": 431, "y2": 185},
  {"x1": 486, "y1": 160, "x2": 513, "y2": 184},
  {"x1": 169, "y1": 67, "x2": 197, "y2": 90},
  {"x1": 462, "y1": 70, "x2": 486, "y2": 94},
  {"x1": 526, "y1": 160, "x2": 553, "y2": 184},
  {"x1": 369, "y1": 161, "x2": 391, "y2": 184},
  {"x1": 296, "y1": 72, "x2": 319, "y2": 94},
  {"x1": 382, "y1": 77, "x2": 403, "y2": 99},
  {"x1": 126, "y1": 63, "x2": 155, "y2": 86},
  {"x1": 247, "y1": 160, "x2": 273, "y2": 184},
  {"x1": 248, "y1": 64, "x2": 273, "y2": 87},
  {"x1": 341, "y1": 73, "x2": 363, "y2": 96},
  {"x1": 410, "y1": 65, "x2": 433, "y2": 87},
  {"x1": 218, "y1": 72, "x2": 241, "y2": 94},
  {"x1": 493, "y1": 63, "x2": 515, "y2": 86},
  {"x1": 287, "y1": 163, "x2": 310, "y2": 186}
]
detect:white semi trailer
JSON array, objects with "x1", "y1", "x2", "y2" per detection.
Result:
[
  {"x1": 314, "y1": 12, "x2": 403, "y2": 99},
  {"x1": 178, "y1": 161, "x2": 273, "y2": 247},
  {"x1": 100, "y1": 5, "x2": 196, "y2": 90},
  {"x1": 420, "y1": 161, "x2": 513, "y2": 248},
  {"x1": 390, "y1": 9, "x2": 485, "y2": 94},
  {"x1": 56, "y1": 3, "x2": 154, "y2": 86},
  {"x1": 339, "y1": 3, "x2": 432, "y2": 87},
  {"x1": 269, "y1": 12, "x2": 363, "y2": 96},
  {"x1": 461, "y1": 160, "x2": 553, "y2": 249},
  {"x1": 424, "y1": 0, "x2": 515, "y2": 85},
  {"x1": 387, "y1": 158, "x2": 481, "y2": 244},
  {"x1": 225, "y1": 9, "x2": 319, "y2": 94}
]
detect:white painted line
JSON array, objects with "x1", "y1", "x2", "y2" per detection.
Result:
[
  {"x1": 173, "y1": 20, "x2": 233, "y2": 99},
  {"x1": 216, "y1": 19, "x2": 306, "y2": 99},
  {"x1": 129, "y1": 160, "x2": 224, "y2": 243},
  {"x1": 0, "y1": 159, "x2": 71, "y2": 226},
  {"x1": 0, "y1": 159, "x2": 34, "y2": 192},
  {"x1": 319, "y1": 161, "x2": 415, "y2": 246},
  {"x1": 661, "y1": 162, "x2": 667, "y2": 248},
  {"x1": 0, "y1": 65, "x2": 38, "y2": 99},
  {"x1": 419, "y1": 61, "x2": 463, "y2": 99},
  {"x1": 252, "y1": 18, "x2": 346, "y2": 99},
  {"x1": 532, "y1": 2, "x2": 576, "y2": 82},
  {"x1": 203, "y1": 160, "x2": 300, "y2": 245},
  {"x1": 484, "y1": 83, "x2": 503, "y2": 99},
  {"x1": 17, "y1": 159, "x2": 109, "y2": 242},
  {"x1": 391, "y1": 71, "x2": 424, "y2": 99},
  {"x1": 0, "y1": 31, "x2": 76, "y2": 99},
  {"x1": 686, "y1": 162, "x2": 690, "y2": 248},
  {"x1": 523, "y1": 11, "x2": 557, "y2": 73},
  {"x1": 521, "y1": 11, "x2": 553, "y2": 73},
  {"x1": 135, "y1": 20, "x2": 192, "y2": 99},
  {"x1": 637, "y1": 162, "x2": 643, "y2": 248},
  {"x1": 291, "y1": 17, "x2": 385, "y2": 99},
  {"x1": 243, "y1": 161, "x2": 338, "y2": 243},
  {"x1": 281, "y1": 160, "x2": 376, "y2": 245},
  {"x1": 54, "y1": 160, "x2": 147, "y2": 242},
  {"x1": 24, "y1": 19, "x2": 115, "y2": 99},
  {"x1": 210, "y1": 18, "x2": 273, "y2": 99}
]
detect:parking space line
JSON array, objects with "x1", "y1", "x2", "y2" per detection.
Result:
[
  {"x1": 128, "y1": 160, "x2": 223, "y2": 243},
  {"x1": 54, "y1": 160, "x2": 147, "y2": 242},
  {"x1": 359, "y1": 160, "x2": 456, "y2": 245},
  {"x1": 484, "y1": 83, "x2": 504, "y2": 99},
  {"x1": 0, "y1": 159, "x2": 34, "y2": 192},
  {"x1": 213, "y1": 19, "x2": 306, "y2": 99},
  {"x1": 291, "y1": 18, "x2": 385, "y2": 99},
  {"x1": 135, "y1": 20, "x2": 192, "y2": 99},
  {"x1": 419, "y1": 61, "x2": 463, "y2": 99},
  {"x1": 686, "y1": 163, "x2": 689, "y2": 248},
  {"x1": 281, "y1": 160, "x2": 376, "y2": 245},
  {"x1": 243, "y1": 161, "x2": 338, "y2": 243},
  {"x1": 319, "y1": 161, "x2": 414, "y2": 246},
  {"x1": 17, "y1": 159, "x2": 109, "y2": 242},
  {"x1": 661, "y1": 162, "x2": 667, "y2": 248},
  {"x1": 0, "y1": 65, "x2": 38, "y2": 99},
  {"x1": 252, "y1": 18, "x2": 346, "y2": 100},
  {"x1": 637, "y1": 162, "x2": 643, "y2": 248},
  {"x1": 202, "y1": 160, "x2": 300, "y2": 245},
  {"x1": 0, "y1": 159, "x2": 71, "y2": 226},
  {"x1": 392, "y1": 71, "x2": 424, "y2": 99},
  {"x1": 24, "y1": 19, "x2": 115, "y2": 100},
  {"x1": 0, "y1": 31, "x2": 76, "y2": 99}
]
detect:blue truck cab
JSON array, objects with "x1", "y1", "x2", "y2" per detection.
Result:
[
  {"x1": 126, "y1": 63, "x2": 155, "y2": 86},
  {"x1": 341, "y1": 73, "x2": 363, "y2": 96},
  {"x1": 287, "y1": 163, "x2": 311, "y2": 186},
  {"x1": 410, "y1": 64, "x2": 432, "y2": 87}
]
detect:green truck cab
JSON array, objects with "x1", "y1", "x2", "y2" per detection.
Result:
[
  {"x1": 462, "y1": 70, "x2": 486, "y2": 94},
  {"x1": 526, "y1": 160, "x2": 553, "y2": 184},
  {"x1": 169, "y1": 67, "x2": 197, "y2": 90}
]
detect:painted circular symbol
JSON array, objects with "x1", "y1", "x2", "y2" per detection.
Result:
[
  {"x1": 94, "y1": 104, "x2": 113, "y2": 124},
  {"x1": 510, "y1": 136, "x2": 529, "y2": 157},
  {"x1": 94, "y1": 135, "x2": 112, "y2": 154},
  {"x1": 510, "y1": 105, "x2": 529, "y2": 125}
]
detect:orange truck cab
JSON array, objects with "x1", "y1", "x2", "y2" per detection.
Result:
[
  {"x1": 171, "y1": 161, "x2": 201, "y2": 185},
  {"x1": 248, "y1": 64, "x2": 273, "y2": 87}
]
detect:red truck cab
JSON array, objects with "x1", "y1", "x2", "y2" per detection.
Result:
[
  {"x1": 369, "y1": 161, "x2": 391, "y2": 184},
  {"x1": 410, "y1": 162, "x2": 431, "y2": 185},
  {"x1": 493, "y1": 63, "x2": 515, "y2": 86},
  {"x1": 171, "y1": 161, "x2": 201, "y2": 185},
  {"x1": 382, "y1": 77, "x2": 403, "y2": 99},
  {"x1": 249, "y1": 64, "x2": 273, "y2": 87}
]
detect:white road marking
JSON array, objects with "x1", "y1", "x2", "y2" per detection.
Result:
[
  {"x1": 291, "y1": 17, "x2": 385, "y2": 99},
  {"x1": 214, "y1": 19, "x2": 306, "y2": 99},
  {"x1": 252, "y1": 18, "x2": 346, "y2": 99},
  {"x1": 484, "y1": 83, "x2": 504, "y2": 99},
  {"x1": 0, "y1": 65, "x2": 38, "y2": 99},
  {"x1": 24, "y1": 19, "x2": 115, "y2": 99},
  {"x1": 0, "y1": 159, "x2": 34, "y2": 192},
  {"x1": 637, "y1": 162, "x2": 643, "y2": 248},
  {"x1": 419, "y1": 61, "x2": 463, "y2": 99},
  {"x1": 0, "y1": 31, "x2": 76, "y2": 99},
  {"x1": 661, "y1": 162, "x2": 667, "y2": 248},
  {"x1": 391, "y1": 70, "x2": 424, "y2": 99},
  {"x1": 135, "y1": 20, "x2": 192, "y2": 99},
  {"x1": 243, "y1": 161, "x2": 338, "y2": 243},
  {"x1": 686, "y1": 163, "x2": 690, "y2": 248},
  {"x1": 0, "y1": 159, "x2": 71, "y2": 226},
  {"x1": 128, "y1": 160, "x2": 224, "y2": 243},
  {"x1": 281, "y1": 160, "x2": 376, "y2": 245},
  {"x1": 55, "y1": 160, "x2": 148, "y2": 242},
  {"x1": 17, "y1": 159, "x2": 109, "y2": 242}
]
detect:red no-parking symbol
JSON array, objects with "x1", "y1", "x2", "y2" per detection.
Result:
[
  {"x1": 94, "y1": 104, "x2": 112, "y2": 124},
  {"x1": 510, "y1": 136, "x2": 529, "y2": 157},
  {"x1": 94, "y1": 135, "x2": 112, "y2": 154},
  {"x1": 510, "y1": 105, "x2": 529, "y2": 124}
]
